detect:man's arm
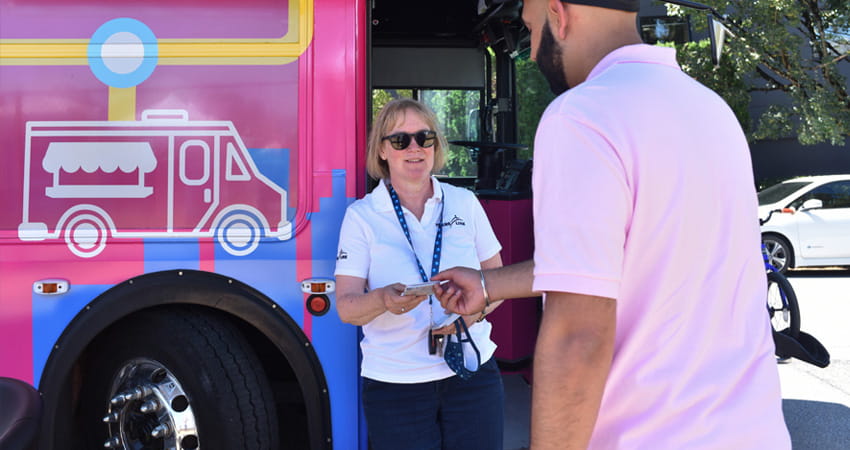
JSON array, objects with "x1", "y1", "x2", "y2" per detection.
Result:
[
  {"x1": 432, "y1": 259, "x2": 535, "y2": 315},
  {"x1": 531, "y1": 291, "x2": 616, "y2": 450}
]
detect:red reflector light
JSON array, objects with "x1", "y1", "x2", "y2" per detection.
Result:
[
  {"x1": 310, "y1": 283, "x2": 327, "y2": 293},
  {"x1": 42, "y1": 283, "x2": 59, "y2": 294},
  {"x1": 306, "y1": 294, "x2": 330, "y2": 316}
]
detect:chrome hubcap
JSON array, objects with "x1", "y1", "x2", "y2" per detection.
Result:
[
  {"x1": 765, "y1": 241, "x2": 787, "y2": 271},
  {"x1": 103, "y1": 358, "x2": 199, "y2": 449}
]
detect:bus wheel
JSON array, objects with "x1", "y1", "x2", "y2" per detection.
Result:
[
  {"x1": 81, "y1": 308, "x2": 279, "y2": 450},
  {"x1": 216, "y1": 211, "x2": 263, "y2": 256},
  {"x1": 63, "y1": 212, "x2": 108, "y2": 258}
]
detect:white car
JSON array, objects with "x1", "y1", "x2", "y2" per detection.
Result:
[{"x1": 758, "y1": 174, "x2": 850, "y2": 273}]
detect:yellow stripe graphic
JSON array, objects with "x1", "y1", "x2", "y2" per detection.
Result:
[
  {"x1": 108, "y1": 87, "x2": 136, "y2": 121},
  {"x1": 0, "y1": 0, "x2": 312, "y2": 66}
]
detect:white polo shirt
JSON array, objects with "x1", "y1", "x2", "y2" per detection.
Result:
[{"x1": 335, "y1": 177, "x2": 501, "y2": 383}]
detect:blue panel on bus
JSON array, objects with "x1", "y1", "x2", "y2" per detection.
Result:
[
  {"x1": 32, "y1": 284, "x2": 112, "y2": 386},
  {"x1": 309, "y1": 169, "x2": 361, "y2": 447},
  {"x1": 144, "y1": 239, "x2": 202, "y2": 273}
]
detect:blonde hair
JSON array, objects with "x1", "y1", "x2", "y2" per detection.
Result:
[{"x1": 366, "y1": 98, "x2": 447, "y2": 181}]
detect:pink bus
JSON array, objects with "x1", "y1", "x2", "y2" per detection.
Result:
[{"x1": 0, "y1": 0, "x2": 541, "y2": 448}]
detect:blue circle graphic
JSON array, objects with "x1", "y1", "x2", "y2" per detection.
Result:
[{"x1": 88, "y1": 18, "x2": 158, "y2": 88}]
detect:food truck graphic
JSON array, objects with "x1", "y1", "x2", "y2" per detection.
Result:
[{"x1": 19, "y1": 110, "x2": 292, "y2": 258}]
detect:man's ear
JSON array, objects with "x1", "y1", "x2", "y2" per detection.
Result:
[{"x1": 547, "y1": 0, "x2": 569, "y2": 40}]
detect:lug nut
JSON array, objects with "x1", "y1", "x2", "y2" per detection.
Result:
[
  {"x1": 151, "y1": 423, "x2": 171, "y2": 439},
  {"x1": 102, "y1": 411, "x2": 119, "y2": 423},
  {"x1": 128, "y1": 385, "x2": 154, "y2": 401},
  {"x1": 110, "y1": 393, "x2": 128, "y2": 406},
  {"x1": 103, "y1": 436, "x2": 121, "y2": 448},
  {"x1": 111, "y1": 385, "x2": 154, "y2": 406},
  {"x1": 140, "y1": 399, "x2": 160, "y2": 414}
]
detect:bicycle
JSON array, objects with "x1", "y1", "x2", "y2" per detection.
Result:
[{"x1": 760, "y1": 209, "x2": 801, "y2": 342}]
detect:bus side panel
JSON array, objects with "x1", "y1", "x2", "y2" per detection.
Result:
[
  {"x1": 1, "y1": 0, "x2": 366, "y2": 446},
  {"x1": 297, "y1": 0, "x2": 367, "y2": 445}
]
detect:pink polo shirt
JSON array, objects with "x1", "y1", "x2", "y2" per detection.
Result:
[{"x1": 532, "y1": 44, "x2": 790, "y2": 448}]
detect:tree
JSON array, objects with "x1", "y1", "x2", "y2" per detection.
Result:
[
  {"x1": 515, "y1": 54, "x2": 556, "y2": 159},
  {"x1": 667, "y1": 0, "x2": 850, "y2": 146}
]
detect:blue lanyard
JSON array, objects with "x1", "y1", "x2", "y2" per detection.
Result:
[{"x1": 388, "y1": 183, "x2": 444, "y2": 283}]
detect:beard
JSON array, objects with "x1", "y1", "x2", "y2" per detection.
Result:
[{"x1": 536, "y1": 20, "x2": 570, "y2": 95}]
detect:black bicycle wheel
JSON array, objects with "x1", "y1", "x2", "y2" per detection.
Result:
[
  {"x1": 767, "y1": 271, "x2": 800, "y2": 339},
  {"x1": 79, "y1": 307, "x2": 279, "y2": 450}
]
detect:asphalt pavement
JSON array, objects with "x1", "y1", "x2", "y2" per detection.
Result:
[{"x1": 502, "y1": 268, "x2": 850, "y2": 450}]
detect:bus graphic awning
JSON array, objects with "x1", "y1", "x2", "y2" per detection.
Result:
[{"x1": 42, "y1": 142, "x2": 157, "y2": 198}]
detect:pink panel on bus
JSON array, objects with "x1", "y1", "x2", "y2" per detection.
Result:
[
  {"x1": 0, "y1": 0, "x2": 290, "y2": 39},
  {"x1": 0, "y1": 240, "x2": 145, "y2": 382}
]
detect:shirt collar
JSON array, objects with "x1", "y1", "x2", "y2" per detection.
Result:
[
  {"x1": 586, "y1": 43, "x2": 680, "y2": 83},
  {"x1": 370, "y1": 176, "x2": 443, "y2": 212}
]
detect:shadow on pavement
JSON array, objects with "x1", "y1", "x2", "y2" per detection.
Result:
[{"x1": 783, "y1": 399, "x2": 850, "y2": 449}]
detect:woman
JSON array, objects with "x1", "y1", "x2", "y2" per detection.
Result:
[{"x1": 334, "y1": 98, "x2": 505, "y2": 449}]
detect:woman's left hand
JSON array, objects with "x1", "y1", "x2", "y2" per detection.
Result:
[{"x1": 430, "y1": 314, "x2": 478, "y2": 336}]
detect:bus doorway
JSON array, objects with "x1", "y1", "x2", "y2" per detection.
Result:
[{"x1": 369, "y1": 0, "x2": 543, "y2": 380}]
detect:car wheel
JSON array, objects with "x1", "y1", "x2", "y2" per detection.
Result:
[{"x1": 762, "y1": 234, "x2": 793, "y2": 274}]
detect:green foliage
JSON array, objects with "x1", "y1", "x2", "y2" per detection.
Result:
[
  {"x1": 515, "y1": 53, "x2": 556, "y2": 159},
  {"x1": 666, "y1": 0, "x2": 850, "y2": 146},
  {"x1": 421, "y1": 90, "x2": 479, "y2": 177},
  {"x1": 371, "y1": 89, "x2": 412, "y2": 119}
]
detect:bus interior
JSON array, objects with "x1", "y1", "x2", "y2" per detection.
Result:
[{"x1": 370, "y1": 0, "x2": 543, "y2": 375}]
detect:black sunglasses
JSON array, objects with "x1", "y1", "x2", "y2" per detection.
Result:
[{"x1": 381, "y1": 130, "x2": 437, "y2": 150}]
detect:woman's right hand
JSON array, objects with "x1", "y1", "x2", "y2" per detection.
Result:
[{"x1": 381, "y1": 283, "x2": 429, "y2": 315}]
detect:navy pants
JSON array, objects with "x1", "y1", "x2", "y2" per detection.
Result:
[{"x1": 362, "y1": 357, "x2": 504, "y2": 450}]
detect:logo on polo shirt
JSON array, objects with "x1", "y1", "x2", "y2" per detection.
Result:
[
  {"x1": 441, "y1": 215, "x2": 466, "y2": 228},
  {"x1": 337, "y1": 249, "x2": 348, "y2": 260}
]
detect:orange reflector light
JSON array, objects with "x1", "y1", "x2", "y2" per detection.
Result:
[
  {"x1": 300, "y1": 278, "x2": 335, "y2": 294},
  {"x1": 33, "y1": 279, "x2": 70, "y2": 295}
]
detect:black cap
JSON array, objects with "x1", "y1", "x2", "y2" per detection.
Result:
[{"x1": 563, "y1": 0, "x2": 640, "y2": 12}]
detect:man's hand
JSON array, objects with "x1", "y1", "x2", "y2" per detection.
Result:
[{"x1": 432, "y1": 267, "x2": 487, "y2": 315}]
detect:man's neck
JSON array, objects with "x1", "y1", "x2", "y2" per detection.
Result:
[{"x1": 565, "y1": 10, "x2": 643, "y2": 87}]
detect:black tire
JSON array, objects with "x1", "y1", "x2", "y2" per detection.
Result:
[
  {"x1": 79, "y1": 307, "x2": 279, "y2": 450},
  {"x1": 762, "y1": 234, "x2": 793, "y2": 274},
  {"x1": 767, "y1": 271, "x2": 801, "y2": 340}
]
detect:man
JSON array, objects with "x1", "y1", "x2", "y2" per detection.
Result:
[{"x1": 433, "y1": 0, "x2": 790, "y2": 448}]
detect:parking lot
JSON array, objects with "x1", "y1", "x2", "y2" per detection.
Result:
[{"x1": 503, "y1": 268, "x2": 850, "y2": 450}]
